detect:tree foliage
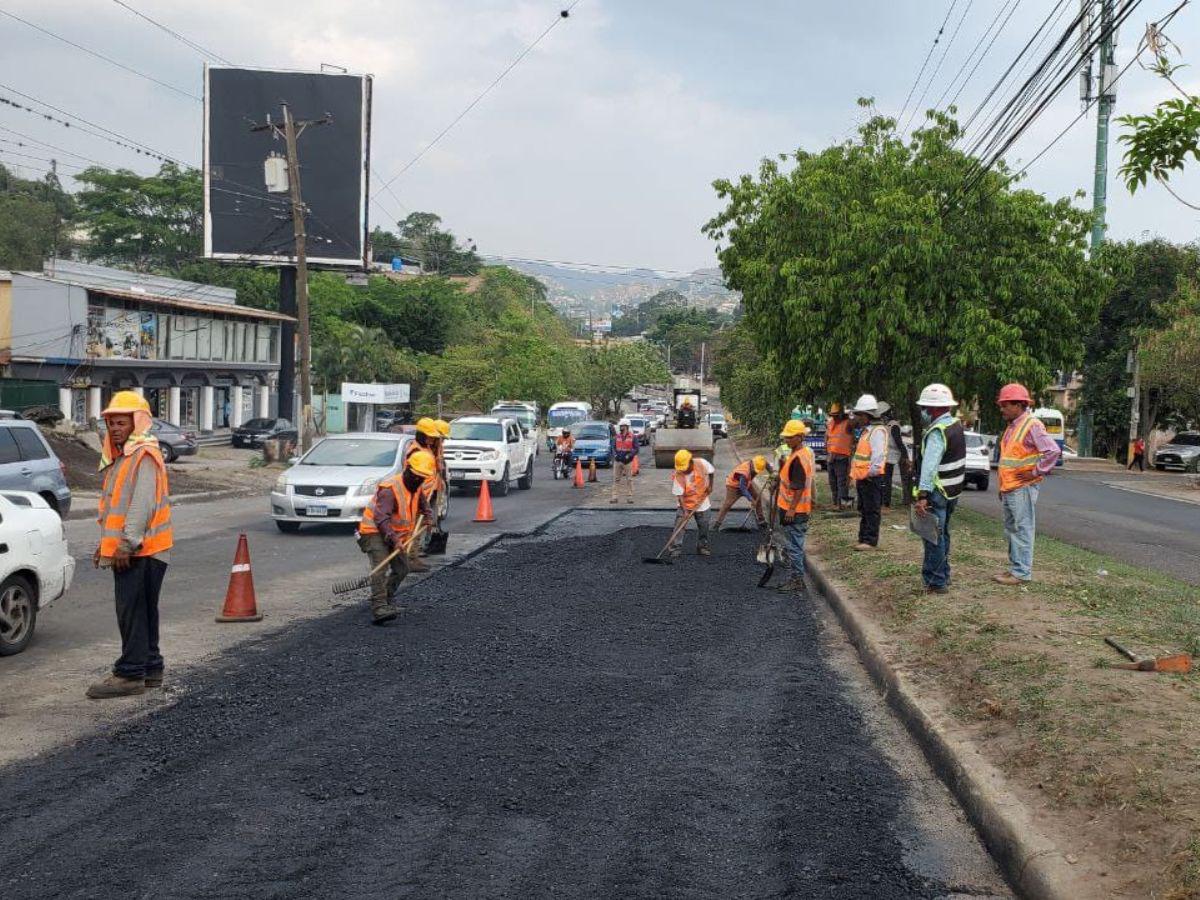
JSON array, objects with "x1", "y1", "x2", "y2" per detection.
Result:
[
  {"x1": 610, "y1": 289, "x2": 687, "y2": 336},
  {"x1": 704, "y1": 105, "x2": 1106, "y2": 429},
  {"x1": 579, "y1": 342, "x2": 670, "y2": 418},
  {"x1": 377, "y1": 211, "x2": 480, "y2": 275},
  {"x1": 1139, "y1": 281, "x2": 1200, "y2": 427},
  {"x1": 710, "y1": 321, "x2": 788, "y2": 437},
  {"x1": 1118, "y1": 96, "x2": 1200, "y2": 199},
  {"x1": 0, "y1": 164, "x2": 74, "y2": 269}
]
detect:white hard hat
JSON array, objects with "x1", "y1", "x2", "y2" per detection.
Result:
[
  {"x1": 917, "y1": 383, "x2": 957, "y2": 407},
  {"x1": 852, "y1": 393, "x2": 879, "y2": 415}
]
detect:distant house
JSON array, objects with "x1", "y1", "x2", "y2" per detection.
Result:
[{"x1": 0, "y1": 259, "x2": 293, "y2": 431}]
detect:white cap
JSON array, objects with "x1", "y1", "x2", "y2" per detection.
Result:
[
  {"x1": 852, "y1": 393, "x2": 879, "y2": 415},
  {"x1": 917, "y1": 383, "x2": 957, "y2": 407}
]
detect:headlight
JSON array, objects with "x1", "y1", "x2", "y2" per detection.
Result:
[
  {"x1": 274, "y1": 475, "x2": 288, "y2": 493},
  {"x1": 478, "y1": 449, "x2": 500, "y2": 462},
  {"x1": 356, "y1": 477, "x2": 381, "y2": 496}
]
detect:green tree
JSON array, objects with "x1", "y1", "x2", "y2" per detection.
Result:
[
  {"x1": 579, "y1": 342, "x2": 670, "y2": 418},
  {"x1": 710, "y1": 321, "x2": 788, "y2": 437},
  {"x1": 1138, "y1": 282, "x2": 1200, "y2": 428},
  {"x1": 645, "y1": 306, "x2": 720, "y2": 374},
  {"x1": 0, "y1": 164, "x2": 74, "y2": 269},
  {"x1": 1080, "y1": 239, "x2": 1200, "y2": 456},
  {"x1": 704, "y1": 104, "x2": 1106, "y2": 431},
  {"x1": 610, "y1": 289, "x2": 687, "y2": 336},
  {"x1": 74, "y1": 163, "x2": 202, "y2": 271},
  {"x1": 393, "y1": 211, "x2": 480, "y2": 275}
]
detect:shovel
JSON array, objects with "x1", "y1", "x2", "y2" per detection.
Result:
[
  {"x1": 1104, "y1": 637, "x2": 1193, "y2": 673},
  {"x1": 642, "y1": 510, "x2": 693, "y2": 565}
]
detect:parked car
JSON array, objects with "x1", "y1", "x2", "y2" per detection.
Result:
[
  {"x1": 374, "y1": 409, "x2": 403, "y2": 431},
  {"x1": 443, "y1": 416, "x2": 536, "y2": 496},
  {"x1": 706, "y1": 412, "x2": 728, "y2": 438},
  {"x1": 620, "y1": 415, "x2": 651, "y2": 445},
  {"x1": 0, "y1": 419, "x2": 71, "y2": 517},
  {"x1": 569, "y1": 421, "x2": 615, "y2": 468},
  {"x1": 1154, "y1": 432, "x2": 1200, "y2": 472},
  {"x1": 269, "y1": 432, "x2": 413, "y2": 533},
  {"x1": 964, "y1": 431, "x2": 992, "y2": 491},
  {"x1": 233, "y1": 417, "x2": 297, "y2": 449},
  {"x1": 0, "y1": 491, "x2": 75, "y2": 655},
  {"x1": 150, "y1": 418, "x2": 198, "y2": 463}
]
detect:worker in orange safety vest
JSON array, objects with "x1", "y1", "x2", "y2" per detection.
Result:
[{"x1": 825, "y1": 402, "x2": 853, "y2": 509}]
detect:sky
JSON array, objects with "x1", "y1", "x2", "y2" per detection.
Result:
[{"x1": 1, "y1": 0, "x2": 1198, "y2": 273}]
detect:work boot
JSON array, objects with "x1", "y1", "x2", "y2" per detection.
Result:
[
  {"x1": 776, "y1": 577, "x2": 807, "y2": 594},
  {"x1": 992, "y1": 573, "x2": 1024, "y2": 586},
  {"x1": 144, "y1": 670, "x2": 164, "y2": 688},
  {"x1": 86, "y1": 675, "x2": 146, "y2": 700},
  {"x1": 923, "y1": 585, "x2": 949, "y2": 595},
  {"x1": 407, "y1": 557, "x2": 430, "y2": 574},
  {"x1": 697, "y1": 546, "x2": 712, "y2": 557},
  {"x1": 371, "y1": 601, "x2": 399, "y2": 625},
  {"x1": 853, "y1": 542, "x2": 876, "y2": 552}
]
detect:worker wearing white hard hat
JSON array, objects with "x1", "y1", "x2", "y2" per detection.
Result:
[
  {"x1": 913, "y1": 383, "x2": 966, "y2": 595},
  {"x1": 849, "y1": 393, "x2": 888, "y2": 551}
]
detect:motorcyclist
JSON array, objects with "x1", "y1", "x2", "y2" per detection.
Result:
[{"x1": 554, "y1": 429, "x2": 575, "y2": 475}]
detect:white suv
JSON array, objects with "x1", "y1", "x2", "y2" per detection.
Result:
[
  {"x1": 444, "y1": 416, "x2": 535, "y2": 496},
  {"x1": 964, "y1": 431, "x2": 992, "y2": 491}
]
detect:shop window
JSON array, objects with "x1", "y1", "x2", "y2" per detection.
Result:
[
  {"x1": 232, "y1": 321, "x2": 245, "y2": 362},
  {"x1": 196, "y1": 318, "x2": 211, "y2": 360},
  {"x1": 255, "y1": 323, "x2": 270, "y2": 362},
  {"x1": 268, "y1": 325, "x2": 280, "y2": 363}
]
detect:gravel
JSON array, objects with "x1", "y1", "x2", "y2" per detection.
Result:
[{"x1": 0, "y1": 522, "x2": 997, "y2": 898}]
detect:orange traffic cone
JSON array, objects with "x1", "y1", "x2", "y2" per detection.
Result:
[
  {"x1": 588, "y1": 459, "x2": 598, "y2": 483},
  {"x1": 632, "y1": 454, "x2": 640, "y2": 477},
  {"x1": 216, "y1": 534, "x2": 262, "y2": 622},
  {"x1": 573, "y1": 458, "x2": 585, "y2": 488},
  {"x1": 474, "y1": 479, "x2": 496, "y2": 522}
]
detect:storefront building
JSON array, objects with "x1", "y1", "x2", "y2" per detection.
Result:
[{"x1": 0, "y1": 260, "x2": 293, "y2": 431}]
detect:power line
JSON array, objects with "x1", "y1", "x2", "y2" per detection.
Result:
[
  {"x1": 935, "y1": 0, "x2": 1024, "y2": 112},
  {"x1": 896, "y1": 1, "x2": 960, "y2": 127},
  {"x1": 902, "y1": 0, "x2": 975, "y2": 135},
  {"x1": 109, "y1": 0, "x2": 233, "y2": 65},
  {"x1": 0, "y1": 123, "x2": 113, "y2": 166},
  {"x1": 0, "y1": 7, "x2": 201, "y2": 101},
  {"x1": 374, "y1": 0, "x2": 583, "y2": 198}
]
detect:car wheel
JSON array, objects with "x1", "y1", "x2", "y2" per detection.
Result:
[
  {"x1": 275, "y1": 521, "x2": 302, "y2": 534},
  {"x1": 1155, "y1": 464, "x2": 1166, "y2": 471},
  {"x1": 518, "y1": 456, "x2": 534, "y2": 490},
  {"x1": 0, "y1": 573, "x2": 37, "y2": 657},
  {"x1": 493, "y1": 464, "x2": 511, "y2": 497},
  {"x1": 161, "y1": 443, "x2": 177, "y2": 463},
  {"x1": 979, "y1": 475, "x2": 989, "y2": 492}
]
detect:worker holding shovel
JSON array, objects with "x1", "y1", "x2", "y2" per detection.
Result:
[
  {"x1": 775, "y1": 420, "x2": 814, "y2": 594},
  {"x1": 669, "y1": 449, "x2": 715, "y2": 559}
]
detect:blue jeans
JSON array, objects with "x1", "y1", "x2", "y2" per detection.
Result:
[
  {"x1": 781, "y1": 514, "x2": 809, "y2": 578},
  {"x1": 921, "y1": 491, "x2": 956, "y2": 589},
  {"x1": 1001, "y1": 484, "x2": 1039, "y2": 580}
]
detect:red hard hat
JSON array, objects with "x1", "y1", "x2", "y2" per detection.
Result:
[{"x1": 997, "y1": 383, "x2": 1032, "y2": 404}]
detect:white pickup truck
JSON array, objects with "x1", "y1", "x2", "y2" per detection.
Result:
[{"x1": 443, "y1": 415, "x2": 536, "y2": 496}]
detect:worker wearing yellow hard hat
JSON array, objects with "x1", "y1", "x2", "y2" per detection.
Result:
[
  {"x1": 356, "y1": 445, "x2": 437, "y2": 625},
  {"x1": 772, "y1": 417, "x2": 816, "y2": 594},
  {"x1": 669, "y1": 448, "x2": 715, "y2": 559},
  {"x1": 826, "y1": 400, "x2": 853, "y2": 509},
  {"x1": 405, "y1": 416, "x2": 441, "y2": 468},
  {"x1": 714, "y1": 453, "x2": 773, "y2": 532},
  {"x1": 86, "y1": 389, "x2": 175, "y2": 700}
]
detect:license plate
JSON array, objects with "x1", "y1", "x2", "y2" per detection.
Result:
[
  {"x1": 449, "y1": 469, "x2": 467, "y2": 478},
  {"x1": 307, "y1": 504, "x2": 329, "y2": 516}
]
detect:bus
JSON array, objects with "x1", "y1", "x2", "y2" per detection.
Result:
[
  {"x1": 1032, "y1": 407, "x2": 1066, "y2": 467},
  {"x1": 546, "y1": 401, "x2": 593, "y2": 450}
]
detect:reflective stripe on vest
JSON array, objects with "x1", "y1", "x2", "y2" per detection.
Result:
[
  {"x1": 777, "y1": 446, "x2": 814, "y2": 514},
  {"x1": 673, "y1": 466, "x2": 709, "y2": 511},
  {"x1": 358, "y1": 477, "x2": 421, "y2": 537},
  {"x1": 97, "y1": 445, "x2": 173, "y2": 557},
  {"x1": 999, "y1": 414, "x2": 1042, "y2": 493},
  {"x1": 725, "y1": 460, "x2": 753, "y2": 489},
  {"x1": 826, "y1": 418, "x2": 852, "y2": 457},
  {"x1": 850, "y1": 424, "x2": 886, "y2": 481},
  {"x1": 923, "y1": 419, "x2": 966, "y2": 499}
]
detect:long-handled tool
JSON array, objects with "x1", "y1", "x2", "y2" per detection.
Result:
[
  {"x1": 1104, "y1": 637, "x2": 1193, "y2": 673},
  {"x1": 756, "y1": 481, "x2": 782, "y2": 588},
  {"x1": 642, "y1": 509, "x2": 693, "y2": 565},
  {"x1": 332, "y1": 516, "x2": 426, "y2": 594}
]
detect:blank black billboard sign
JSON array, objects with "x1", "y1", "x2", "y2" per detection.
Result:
[{"x1": 204, "y1": 67, "x2": 371, "y2": 268}]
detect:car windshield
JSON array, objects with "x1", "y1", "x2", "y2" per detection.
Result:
[
  {"x1": 709, "y1": 414, "x2": 725, "y2": 422},
  {"x1": 494, "y1": 408, "x2": 536, "y2": 428},
  {"x1": 1172, "y1": 433, "x2": 1200, "y2": 447},
  {"x1": 452, "y1": 422, "x2": 504, "y2": 442},
  {"x1": 301, "y1": 438, "x2": 399, "y2": 467},
  {"x1": 628, "y1": 418, "x2": 647, "y2": 427},
  {"x1": 549, "y1": 408, "x2": 587, "y2": 427},
  {"x1": 575, "y1": 424, "x2": 610, "y2": 440},
  {"x1": 242, "y1": 418, "x2": 275, "y2": 430}
]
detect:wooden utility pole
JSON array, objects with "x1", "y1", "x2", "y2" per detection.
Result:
[{"x1": 280, "y1": 103, "x2": 313, "y2": 453}]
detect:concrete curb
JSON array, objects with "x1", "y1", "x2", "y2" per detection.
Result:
[{"x1": 806, "y1": 557, "x2": 1082, "y2": 900}]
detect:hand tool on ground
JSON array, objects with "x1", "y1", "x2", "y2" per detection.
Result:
[
  {"x1": 756, "y1": 481, "x2": 781, "y2": 587},
  {"x1": 424, "y1": 528, "x2": 449, "y2": 555},
  {"x1": 642, "y1": 509, "x2": 693, "y2": 565},
  {"x1": 1103, "y1": 636, "x2": 1193, "y2": 673},
  {"x1": 722, "y1": 509, "x2": 760, "y2": 533},
  {"x1": 332, "y1": 516, "x2": 426, "y2": 594}
]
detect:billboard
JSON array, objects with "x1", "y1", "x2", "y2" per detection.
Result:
[{"x1": 204, "y1": 66, "x2": 372, "y2": 268}]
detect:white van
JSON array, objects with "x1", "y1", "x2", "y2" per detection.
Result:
[{"x1": 547, "y1": 402, "x2": 593, "y2": 450}]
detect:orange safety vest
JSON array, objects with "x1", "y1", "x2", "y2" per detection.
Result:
[
  {"x1": 850, "y1": 423, "x2": 886, "y2": 481},
  {"x1": 673, "y1": 464, "x2": 711, "y2": 512},
  {"x1": 725, "y1": 459, "x2": 754, "y2": 489},
  {"x1": 98, "y1": 444, "x2": 173, "y2": 557},
  {"x1": 998, "y1": 413, "x2": 1043, "y2": 494},
  {"x1": 359, "y1": 476, "x2": 422, "y2": 538},
  {"x1": 777, "y1": 445, "x2": 814, "y2": 514},
  {"x1": 826, "y1": 418, "x2": 852, "y2": 457}
]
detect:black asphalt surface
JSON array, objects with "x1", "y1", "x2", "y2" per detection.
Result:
[
  {"x1": 959, "y1": 468, "x2": 1200, "y2": 584},
  {"x1": 1, "y1": 521, "x2": 995, "y2": 899}
]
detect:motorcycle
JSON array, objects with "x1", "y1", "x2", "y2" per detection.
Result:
[{"x1": 552, "y1": 451, "x2": 571, "y2": 480}]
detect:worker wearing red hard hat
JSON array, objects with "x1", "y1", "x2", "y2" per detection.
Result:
[{"x1": 994, "y1": 382, "x2": 1060, "y2": 586}]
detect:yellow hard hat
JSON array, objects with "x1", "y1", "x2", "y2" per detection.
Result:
[
  {"x1": 674, "y1": 449, "x2": 693, "y2": 471},
  {"x1": 434, "y1": 419, "x2": 451, "y2": 437},
  {"x1": 753, "y1": 454, "x2": 768, "y2": 473},
  {"x1": 101, "y1": 390, "x2": 150, "y2": 417},
  {"x1": 829, "y1": 402, "x2": 843, "y2": 414},
  {"x1": 779, "y1": 420, "x2": 809, "y2": 438},
  {"x1": 415, "y1": 417, "x2": 440, "y2": 438},
  {"x1": 406, "y1": 448, "x2": 438, "y2": 478}
]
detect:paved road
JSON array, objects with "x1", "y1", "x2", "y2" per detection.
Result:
[
  {"x1": 0, "y1": 516, "x2": 1007, "y2": 899},
  {"x1": 959, "y1": 467, "x2": 1200, "y2": 584}
]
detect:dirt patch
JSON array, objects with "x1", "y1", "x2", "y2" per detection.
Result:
[{"x1": 804, "y1": 478, "x2": 1200, "y2": 899}]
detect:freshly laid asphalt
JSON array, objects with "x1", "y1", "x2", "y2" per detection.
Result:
[{"x1": 0, "y1": 516, "x2": 1007, "y2": 899}]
